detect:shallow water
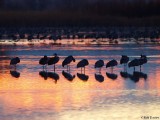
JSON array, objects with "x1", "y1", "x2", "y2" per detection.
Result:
[{"x1": 0, "y1": 44, "x2": 160, "y2": 120}]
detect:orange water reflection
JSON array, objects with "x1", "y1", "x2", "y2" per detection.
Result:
[{"x1": 0, "y1": 54, "x2": 160, "y2": 118}]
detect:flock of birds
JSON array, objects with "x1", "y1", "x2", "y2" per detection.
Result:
[
  {"x1": 10, "y1": 54, "x2": 148, "y2": 72},
  {"x1": 9, "y1": 54, "x2": 148, "y2": 83}
]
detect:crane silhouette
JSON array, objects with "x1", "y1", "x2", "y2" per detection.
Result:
[
  {"x1": 77, "y1": 59, "x2": 89, "y2": 73},
  {"x1": 10, "y1": 57, "x2": 20, "y2": 68},
  {"x1": 62, "y1": 55, "x2": 75, "y2": 72},
  {"x1": 48, "y1": 53, "x2": 59, "y2": 72},
  {"x1": 106, "y1": 59, "x2": 118, "y2": 72},
  {"x1": 128, "y1": 59, "x2": 140, "y2": 71},
  {"x1": 139, "y1": 54, "x2": 147, "y2": 71},
  {"x1": 120, "y1": 55, "x2": 129, "y2": 71},
  {"x1": 39, "y1": 55, "x2": 48, "y2": 70},
  {"x1": 95, "y1": 60, "x2": 104, "y2": 73}
]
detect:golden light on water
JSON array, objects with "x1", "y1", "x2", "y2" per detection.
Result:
[
  {"x1": 0, "y1": 63, "x2": 160, "y2": 111},
  {"x1": 1, "y1": 45, "x2": 160, "y2": 120}
]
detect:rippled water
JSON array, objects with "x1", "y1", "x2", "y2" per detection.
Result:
[{"x1": 0, "y1": 44, "x2": 160, "y2": 120}]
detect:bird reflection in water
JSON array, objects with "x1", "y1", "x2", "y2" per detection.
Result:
[
  {"x1": 133, "y1": 71, "x2": 147, "y2": 80},
  {"x1": 129, "y1": 73, "x2": 140, "y2": 83},
  {"x1": 77, "y1": 73, "x2": 89, "y2": 82},
  {"x1": 10, "y1": 70, "x2": 20, "y2": 78},
  {"x1": 48, "y1": 72, "x2": 59, "y2": 84},
  {"x1": 95, "y1": 73, "x2": 104, "y2": 83},
  {"x1": 120, "y1": 71, "x2": 147, "y2": 83},
  {"x1": 39, "y1": 71, "x2": 48, "y2": 80},
  {"x1": 106, "y1": 72, "x2": 118, "y2": 80},
  {"x1": 120, "y1": 71, "x2": 130, "y2": 79},
  {"x1": 62, "y1": 70, "x2": 75, "y2": 82}
]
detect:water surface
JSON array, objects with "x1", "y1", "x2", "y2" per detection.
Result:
[{"x1": 0, "y1": 44, "x2": 160, "y2": 120}]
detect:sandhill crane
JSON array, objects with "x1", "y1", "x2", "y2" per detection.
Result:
[
  {"x1": 62, "y1": 55, "x2": 75, "y2": 71},
  {"x1": 95, "y1": 60, "x2": 104, "y2": 73},
  {"x1": 39, "y1": 55, "x2": 48, "y2": 70},
  {"x1": 106, "y1": 59, "x2": 118, "y2": 72},
  {"x1": 48, "y1": 53, "x2": 59, "y2": 72},
  {"x1": 120, "y1": 55, "x2": 129, "y2": 65},
  {"x1": 128, "y1": 59, "x2": 140, "y2": 71},
  {"x1": 77, "y1": 59, "x2": 89, "y2": 73},
  {"x1": 139, "y1": 54, "x2": 147, "y2": 71},
  {"x1": 10, "y1": 57, "x2": 20, "y2": 68}
]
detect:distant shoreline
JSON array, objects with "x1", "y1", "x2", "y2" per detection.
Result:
[{"x1": 0, "y1": 27, "x2": 159, "y2": 46}]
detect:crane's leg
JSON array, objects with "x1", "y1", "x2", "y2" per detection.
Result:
[
  {"x1": 54, "y1": 64, "x2": 55, "y2": 72},
  {"x1": 125, "y1": 63, "x2": 127, "y2": 72},
  {"x1": 14, "y1": 64, "x2": 16, "y2": 69},
  {"x1": 46, "y1": 64, "x2": 48, "y2": 72},
  {"x1": 46, "y1": 64, "x2": 47, "y2": 71},
  {"x1": 111, "y1": 67, "x2": 113, "y2": 73},
  {"x1": 69, "y1": 64, "x2": 70, "y2": 72},
  {"x1": 67, "y1": 65, "x2": 68, "y2": 72}
]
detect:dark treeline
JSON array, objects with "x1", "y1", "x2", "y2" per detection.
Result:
[{"x1": 0, "y1": 0, "x2": 160, "y2": 27}]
